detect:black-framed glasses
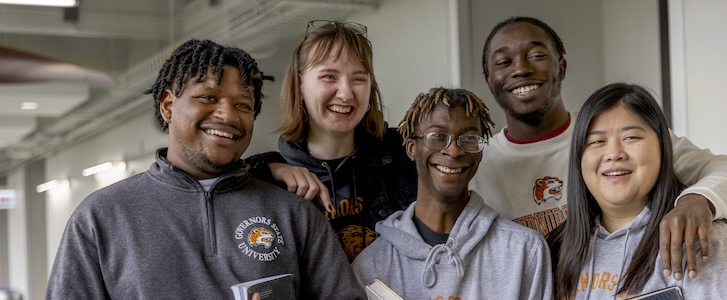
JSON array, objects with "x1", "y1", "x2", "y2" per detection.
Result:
[
  {"x1": 306, "y1": 20, "x2": 367, "y2": 37},
  {"x1": 412, "y1": 132, "x2": 485, "y2": 153}
]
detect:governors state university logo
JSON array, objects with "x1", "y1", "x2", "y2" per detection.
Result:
[{"x1": 234, "y1": 216, "x2": 285, "y2": 262}]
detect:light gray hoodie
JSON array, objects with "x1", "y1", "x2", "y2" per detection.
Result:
[
  {"x1": 574, "y1": 206, "x2": 727, "y2": 299},
  {"x1": 352, "y1": 191, "x2": 553, "y2": 299}
]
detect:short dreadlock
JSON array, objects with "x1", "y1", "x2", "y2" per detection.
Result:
[
  {"x1": 398, "y1": 87, "x2": 495, "y2": 143},
  {"x1": 145, "y1": 39, "x2": 274, "y2": 131}
]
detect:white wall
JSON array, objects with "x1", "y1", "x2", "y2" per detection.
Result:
[
  {"x1": 242, "y1": 39, "x2": 294, "y2": 157},
  {"x1": 603, "y1": 0, "x2": 661, "y2": 102},
  {"x1": 350, "y1": 0, "x2": 454, "y2": 125},
  {"x1": 681, "y1": 0, "x2": 727, "y2": 155}
]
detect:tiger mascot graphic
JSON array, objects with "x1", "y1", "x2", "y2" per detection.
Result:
[
  {"x1": 532, "y1": 176, "x2": 563, "y2": 205},
  {"x1": 248, "y1": 227, "x2": 275, "y2": 249},
  {"x1": 337, "y1": 225, "x2": 379, "y2": 261}
]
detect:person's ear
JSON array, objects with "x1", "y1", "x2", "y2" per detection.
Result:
[
  {"x1": 484, "y1": 73, "x2": 490, "y2": 85},
  {"x1": 160, "y1": 89, "x2": 175, "y2": 123},
  {"x1": 405, "y1": 138, "x2": 416, "y2": 161},
  {"x1": 558, "y1": 57, "x2": 567, "y2": 81}
]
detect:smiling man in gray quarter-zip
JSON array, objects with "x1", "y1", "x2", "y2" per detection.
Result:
[{"x1": 46, "y1": 39, "x2": 365, "y2": 300}]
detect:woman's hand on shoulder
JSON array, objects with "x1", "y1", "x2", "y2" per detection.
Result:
[{"x1": 269, "y1": 162, "x2": 333, "y2": 212}]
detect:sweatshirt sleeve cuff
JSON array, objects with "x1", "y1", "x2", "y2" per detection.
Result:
[{"x1": 677, "y1": 187, "x2": 726, "y2": 220}]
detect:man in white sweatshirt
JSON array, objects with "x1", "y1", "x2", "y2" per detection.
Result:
[
  {"x1": 353, "y1": 87, "x2": 552, "y2": 299},
  {"x1": 472, "y1": 16, "x2": 727, "y2": 280}
]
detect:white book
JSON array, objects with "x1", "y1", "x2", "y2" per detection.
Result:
[
  {"x1": 231, "y1": 274, "x2": 295, "y2": 300},
  {"x1": 365, "y1": 279, "x2": 403, "y2": 300}
]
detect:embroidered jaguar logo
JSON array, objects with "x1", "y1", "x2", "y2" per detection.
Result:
[
  {"x1": 248, "y1": 227, "x2": 274, "y2": 249},
  {"x1": 533, "y1": 176, "x2": 563, "y2": 205}
]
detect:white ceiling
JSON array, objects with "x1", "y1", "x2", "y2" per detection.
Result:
[
  {"x1": 0, "y1": 83, "x2": 89, "y2": 117},
  {"x1": 0, "y1": 0, "x2": 377, "y2": 175},
  {"x1": 0, "y1": 0, "x2": 175, "y2": 173},
  {"x1": 0, "y1": 83, "x2": 88, "y2": 147}
]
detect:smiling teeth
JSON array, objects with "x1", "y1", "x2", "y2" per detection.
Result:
[
  {"x1": 329, "y1": 105, "x2": 352, "y2": 113},
  {"x1": 604, "y1": 171, "x2": 631, "y2": 176},
  {"x1": 511, "y1": 84, "x2": 539, "y2": 95},
  {"x1": 206, "y1": 129, "x2": 234, "y2": 139},
  {"x1": 437, "y1": 165, "x2": 463, "y2": 174}
]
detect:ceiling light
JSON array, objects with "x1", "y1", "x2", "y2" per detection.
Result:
[
  {"x1": 82, "y1": 162, "x2": 113, "y2": 177},
  {"x1": 82, "y1": 161, "x2": 126, "y2": 177},
  {"x1": 36, "y1": 179, "x2": 70, "y2": 193},
  {"x1": 0, "y1": 0, "x2": 76, "y2": 7},
  {"x1": 20, "y1": 102, "x2": 38, "y2": 110}
]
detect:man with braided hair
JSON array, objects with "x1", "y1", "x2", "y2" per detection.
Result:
[
  {"x1": 353, "y1": 87, "x2": 552, "y2": 299},
  {"x1": 47, "y1": 39, "x2": 365, "y2": 299}
]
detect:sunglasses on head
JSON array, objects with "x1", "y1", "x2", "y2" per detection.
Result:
[{"x1": 306, "y1": 20, "x2": 367, "y2": 37}]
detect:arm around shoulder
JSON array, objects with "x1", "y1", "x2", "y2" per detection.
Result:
[
  {"x1": 244, "y1": 151, "x2": 286, "y2": 184},
  {"x1": 671, "y1": 132, "x2": 727, "y2": 220}
]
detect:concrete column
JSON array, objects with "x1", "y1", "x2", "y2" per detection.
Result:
[
  {"x1": 0, "y1": 176, "x2": 8, "y2": 286},
  {"x1": 25, "y1": 160, "x2": 47, "y2": 300}
]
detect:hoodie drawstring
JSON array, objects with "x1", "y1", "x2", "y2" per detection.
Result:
[
  {"x1": 586, "y1": 226, "x2": 632, "y2": 300},
  {"x1": 584, "y1": 228, "x2": 599, "y2": 300},
  {"x1": 421, "y1": 238, "x2": 464, "y2": 288},
  {"x1": 612, "y1": 229, "x2": 631, "y2": 300},
  {"x1": 321, "y1": 162, "x2": 336, "y2": 212},
  {"x1": 351, "y1": 167, "x2": 365, "y2": 250},
  {"x1": 323, "y1": 159, "x2": 367, "y2": 252}
]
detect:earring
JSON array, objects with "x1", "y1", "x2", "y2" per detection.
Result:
[{"x1": 165, "y1": 114, "x2": 171, "y2": 118}]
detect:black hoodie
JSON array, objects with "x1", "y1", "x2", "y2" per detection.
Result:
[{"x1": 247, "y1": 128, "x2": 417, "y2": 261}]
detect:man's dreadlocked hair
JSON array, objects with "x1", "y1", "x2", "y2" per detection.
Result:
[
  {"x1": 145, "y1": 39, "x2": 274, "y2": 131},
  {"x1": 398, "y1": 87, "x2": 495, "y2": 143}
]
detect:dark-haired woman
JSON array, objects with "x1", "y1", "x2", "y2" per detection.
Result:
[{"x1": 547, "y1": 83, "x2": 727, "y2": 299}]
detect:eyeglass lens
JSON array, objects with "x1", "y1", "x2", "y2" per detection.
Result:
[{"x1": 422, "y1": 132, "x2": 483, "y2": 153}]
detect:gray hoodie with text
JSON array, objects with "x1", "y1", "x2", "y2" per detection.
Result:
[
  {"x1": 574, "y1": 206, "x2": 727, "y2": 299},
  {"x1": 352, "y1": 191, "x2": 553, "y2": 299}
]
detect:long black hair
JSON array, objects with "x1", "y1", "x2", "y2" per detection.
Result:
[
  {"x1": 146, "y1": 39, "x2": 273, "y2": 131},
  {"x1": 548, "y1": 83, "x2": 684, "y2": 299}
]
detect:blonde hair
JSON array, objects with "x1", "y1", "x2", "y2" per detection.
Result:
[{"x1": 279, "y1": 21, "x2": 386, "y2": 142}]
